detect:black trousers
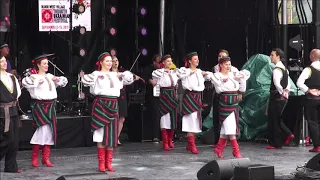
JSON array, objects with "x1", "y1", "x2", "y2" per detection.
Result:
[
  {"x1": 212, "y1": 93, "x2": 221, "y2": 144},
  {"x1": 267, "y1": 99, "x2": 292, "y2": 148},
  {"x1": 0, "y1": 115, "x2": 20, "y2": 172},
  {"x1": 147, "y1": 97, "x2": 160, "y2": 140},
  {"x1": 304, "y1": 98, "x2": 320, "y2": 147}
]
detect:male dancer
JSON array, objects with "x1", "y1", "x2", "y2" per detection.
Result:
[
  {"x1": 266, "y1": 48, "x2": 294, "y2": 149},
  {"x1": 297, "y1": 49, "x2": 320, "y2": 152},
  {"x1": 0, "y1": 55, "x2": 22, "y2": 173}
]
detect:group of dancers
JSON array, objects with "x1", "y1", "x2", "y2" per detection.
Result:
[{"x1": 0, "y1": 48, "x2": 319, "y2": 174}]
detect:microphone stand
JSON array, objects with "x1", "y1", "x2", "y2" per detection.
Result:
[{"x1": 48, "y1": 58, "x2": 65, "y2": 75}]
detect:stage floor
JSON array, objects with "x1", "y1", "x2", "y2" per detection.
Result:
[{"x1": 0, "y1": 141, "x2": 316, "y2": 180}]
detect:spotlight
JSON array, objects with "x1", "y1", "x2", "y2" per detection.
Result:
[
  {"x1": 110, "y1": 6, "x2": 117, "y2": 15},
  {"x1": 140, "y1": 27, "x2": 147, "y2": 36},
  {"x1": 73, "y1": 2, "x2": 86, "y2": 14},
  {"x1": 79, "y1": 48, "x2": 86, "y2": 57},
  {"x1": 141, "y1": 48, "x2": 148, "y2": 56},
  {"x1": 109, "y1": 27, "x2": 117, "y2": 36},
  {"x1": 74, "y1": 26, "x2": 86, "y2": 35},
  {"x1": 140, "y1": 7, "x2": 147, "y2": 16},
  {"x1": 110, "y1": 49, "x2": 117, "y2": 56}
]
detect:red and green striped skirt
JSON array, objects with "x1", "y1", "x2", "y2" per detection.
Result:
[
  {"x1": 31, "y1": 99, "x2": 57, "y2": 144},
  {"x1": 218, "y1": 91, "x2": 239, "y2": 133},
  {"x1": 159, "y1": 87, "x2": 179, "y2": 130},
  {"x1": 181, "y1": 90, "x2": 202, "y2": 129},
  {"x1": 91, "y1": 96, "x2": 119, "y2": 147}
]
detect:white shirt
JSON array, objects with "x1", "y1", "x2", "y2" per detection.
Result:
[
  {"x1": 82, "y1": 70, "x2": 134, "y2": 97},
  {"x1": 0, "y1": 72, "x2": 21, "y2": 99},
  {"x1": 22, "y1": 73, "x2": 68, "y2": 100},
  {"x1": 152, "y1": 68, "x2": 179, "y2": 87},
  {"x1": 272, "y1": 61, "x2": 290, "y2": 94},
  {"x1": 213, "y1": 64, "x2": 239, "y2": 73},
  {"x1": 296, "y1": 61, "x2": 320, "y2": 93},
  {"x1": 210, "y1": 70, "x2": 250, "y2": 93},
  {"x1": 176, "y1": 67, "x2": 212, "y2": 92}
]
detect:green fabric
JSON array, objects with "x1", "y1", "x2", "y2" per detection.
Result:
[{"x1": 199, "y1": 54, "x2": 304, "y2": 140}]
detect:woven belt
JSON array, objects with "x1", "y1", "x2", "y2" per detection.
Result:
[{"x1": 0, "y1": 101, "x2": 17, "y2": 132}]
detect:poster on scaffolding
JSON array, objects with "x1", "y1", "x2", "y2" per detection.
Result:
[{"x1": 38, "y1": 0, "x2": 91, "y2": 31}]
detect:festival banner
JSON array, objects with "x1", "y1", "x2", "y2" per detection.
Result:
[{"x1": 38, "y1": 0, "x2": 91, "y2": 32}]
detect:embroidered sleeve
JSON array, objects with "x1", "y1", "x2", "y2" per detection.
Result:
[
  {"x1": 82, "y1": 71, "x2": 98, "y2": 87},
  {"x1": 121, "y1": 71, "x2": 134, "y2": 85},
  {"x1": 22, "y1": 75, "x2": 40, "y2": 89},
  {"x1": 176, "y1": 67, "x2": 191, "y2": 79}
]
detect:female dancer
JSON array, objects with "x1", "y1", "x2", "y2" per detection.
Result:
[
  {"x1": 22, "y1": 55, "x2": 68, "y2": 167},
  {"x1": 152, "y1": 55, "x2": 179, "y2": 151},
  {"x1": 0, "y1": 55, "x2": 22, "y2": 173},
  {"x1": 210, "y1": 56, "x2": 250, "y2": 158},
  {"x1": 111, "y1": 56, "x2": 143, "y2": 145},
  {"x1": 81, "y1": 52, "x2": 134, "y2": 172},
  {"x1": 176, "y1": 52, "x2": 212, "y2": 154}
]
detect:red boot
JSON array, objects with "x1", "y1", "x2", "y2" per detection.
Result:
[
  {"x1": 97, "y1": 148, "x2": 106, "y2": 172},
  {"x1": 42, "y1": 145, "x2": 54, "y2": 167},
  {"x1": 105, "y1": 149, "x2": 115, "y2": 172},
  {"x1": 167, "y1": 129, "x2": 175, "y2": 148},
  {"x1": 285, "y1": 134, "x2": 294, "y2": 145},
  {"x1": 230, "y1": 139, "x2": 242, "y2": 158},
  {"x1": 32, "y1": 144, "x2": 40, "y2": 167},
  {"x1": 214, "y1": 138, "x2": 228, "y2": 158},
  {"x1": 161, "y1": 130, "x2": 170, "y2": 151},
  {"x1": 186, "y1": 136, "x2": 199, "y2": 154}
]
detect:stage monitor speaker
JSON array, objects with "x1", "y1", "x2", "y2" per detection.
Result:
[
  {"x1": 306, "y1": 153, "x2": 320, "y2": 171},
  {"x1": 56, "y1": 173, "x2": 138, "y2": 180},
  {"x1": 234, "y1": 164, "x2": 274, "y2": 180},
  {"x1": 197, "y1": 158, "x2": 251, "y2": 180}
]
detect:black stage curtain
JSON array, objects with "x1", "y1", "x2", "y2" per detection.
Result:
[{"x1": 19, "y1": 116, "x2": 93, "y2": 150}]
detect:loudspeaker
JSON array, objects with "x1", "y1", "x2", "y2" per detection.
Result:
[
  {"x1": 306, "y1": 153, "x2": 320, "y2": 171},
  {"x1": 197, "y1": 158, "x2": 251, "y2": 180},
  {"x1": 127, "y1": 104, "x2": 153, "y2": 142},
  {"x1": 56, "y1": 173, "x2": 138, "y2": 180},
  {"x1": 234, "y1": 164, "x2": 274, "y2": 180},
  {"x1": 200, "y1": 128, "x2": 216, "y2": 145}
]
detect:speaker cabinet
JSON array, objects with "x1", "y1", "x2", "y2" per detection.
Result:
[
  {"x1": 306, "y1": 153, "x2": 320, "y2": 171},
  {"x1": 234, "y1": 164, "x2": 274, "y2": 180},
  {"x1": 127, "y1": 104, "x2": 153, "y2": 142},
  {"x1": 197, "y1": 158, "x2": 251, "y2": 180}
]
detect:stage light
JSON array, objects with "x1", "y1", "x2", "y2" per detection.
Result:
[
  {"x1": 110, "y1": 49, "x2": 117, "y2": 56},
  {"x1": 79, "y1": 48, "x2": 86, "y2": 57},
  {"x1": 74, "y1": 26, "x2": 86, "y2": 35},
  {"x1": 73, "y1": 2, "x2": 86, "y2": 14},
  {"x1": 110, "y1": 6, "x2": 117, "y2": 15},
  {"x1": 141, "y1": 27, "x2": 147, "y2": 36},
  {"x1": 109, "y1": 27, "x2": 117, "y2": 36},
  {"x1": 140, "y1": 7, "x2": 147, "y2": 16},
  {"x1": 141, "y1": 48, "x2": 147, "y2": 56}
]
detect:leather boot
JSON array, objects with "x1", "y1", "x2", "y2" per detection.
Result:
[
  {"x1": 230, "y1": 139, "x2": 242, "y2": 158},
  {"x1": 42, "y1": 145, "x2": 54, "y2": 167},
  {"x1": 214, "y1": 138, "x2": 228, "y2": 158},
  {"x1": 105, "y1": 149, "x2": 115, "y2": 172},
  {"x1": 186, "y1": 136, "x2": 199, "y2": 154},
  {"x1": 161, "y1": 130, "x2": 170, "y2": 151},
  {"x1": 285, "y1": 134, "x2": 294, "y2": 145},
  {"x1": 97, "y1": 148, "x2": 106, "y2": 172},
  {"x1": 167, "y1": 129, "x2": 175, "y2": 148},
  {"x1": 32, "y1": 144, "x2": 40, "y2": 167}
]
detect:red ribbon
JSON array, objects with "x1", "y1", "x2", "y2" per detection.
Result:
[
  {"x1": 77, "y1": 0, "x2": 84, "y2": 4},
  {"x1": 30, "y1": 68, "x2": 38, "y2": 74},
  {"x1": 184, "y1": 60, "x2": 188, "y2": 67},
  {"x1": 96, "y1": 61, "x2": 101, "y2": 71}
]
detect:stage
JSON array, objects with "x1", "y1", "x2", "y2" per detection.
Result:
[{"x1": 0, "y1": 141, "x2": 316, "y2": 180}]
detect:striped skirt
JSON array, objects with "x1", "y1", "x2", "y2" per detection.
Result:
[
  {"x1": 91, "y1": 96, "x2": 118, "y2": 147},
  {"x1": 181, "y1": 90, "x2": 202, "y2": 129},
  {"x1": 31, "y1": 99, "x2": 57, "y2": 144},
  {"x1": 159, "y1": 87, "x2": 179, "y2": 130},
  {"x1": 218, "y1": 91, "x2": 239, "y2": 134}
]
